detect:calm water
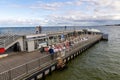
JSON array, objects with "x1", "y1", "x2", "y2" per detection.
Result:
[
  {"x1": 45, "y1": 26, "x2": 120, "y2": 80},
  {"x1": 0, "y1": 26, "x2": 107, "y2": 35},
  {"x1": 0, "y1": 26, "x2": 120, "y2": 80}
]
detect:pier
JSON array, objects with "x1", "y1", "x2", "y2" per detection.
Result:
[{"x1": 0, "y1": 30, "x2": 107, "y2": 80}]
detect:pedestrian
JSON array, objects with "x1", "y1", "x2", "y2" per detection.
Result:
[
  {"x1": 61, "y1": 45, "x2": 66, "y2": 57},
  {"x1": 40, "y1": 46, "x2": 44, "y2": 53},
  {"x1": 49, "y1": 46, "x2": 55, "y2": 60}
]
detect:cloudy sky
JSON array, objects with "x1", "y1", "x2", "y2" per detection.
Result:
[{"x1": 0, "y1": 0, "x2": 120, "y2": 27}]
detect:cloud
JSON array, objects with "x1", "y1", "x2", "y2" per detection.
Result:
[
  {"x1": 92, "y1": 0, "x2": 120, "y2": 13},
  {"x1": 9, "y1": 0, "x2": 83, "y2": 11},
  {"x1": 30, "y1": 2, "x2": 64, "y2": 10},
  {"x1": 9, "y1": 1, "x2": 73, "y2": 10},
  {"x1": 0, "y1": 0, "x2": 120, "y2": 26},
  {"x1": 45, "y1": 5, "x2": 120, "y2": 26},
  {"x1": 0, "y1": 19, "x2": 48, "y2": 26}
]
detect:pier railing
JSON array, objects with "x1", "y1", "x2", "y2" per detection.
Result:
[
  {"x1": 0, "y1": 54, "x2": 53, "y2": 80},
  {"x1": 0, "y1": 35, "x2": 102, "y2": 80}
]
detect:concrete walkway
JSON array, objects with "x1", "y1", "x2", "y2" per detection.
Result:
[{"x1": 0, "y1": 51, "x2": 48, "y2": 72}]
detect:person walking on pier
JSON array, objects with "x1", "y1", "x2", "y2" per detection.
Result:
[
  {"x1": 49, "y1": 46, "x2": 55, "y2": 60},
  {"x1": 40, "y1": 46, "x2": 44, "y2": 53}
]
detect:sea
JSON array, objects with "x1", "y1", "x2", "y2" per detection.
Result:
[{"x1": 0, "y1": 26, "x2": 120, "y2": 80}]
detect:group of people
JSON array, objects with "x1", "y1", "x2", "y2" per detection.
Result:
[
  {"x1": 39, "y1": 35, "x2": 90, "y2": 69},
  {"x1": 48, "y1": 41, "x2": 71, "y2": 60},
  {"x1": 39, "y1": 40, "x2": 72, "y2": 60},
  {"x1": 40, "y1": 35, "x2": 89, "y2": 60}
]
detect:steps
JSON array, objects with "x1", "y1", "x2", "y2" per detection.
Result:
[{"x1": 0, "y1": 34, "x2": 21, "y2": 49}]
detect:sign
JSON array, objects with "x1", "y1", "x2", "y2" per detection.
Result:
[{"x1": 38, "y1": 42, "x2": 47, "y2": 49}]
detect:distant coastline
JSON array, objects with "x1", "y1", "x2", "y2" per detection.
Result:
[{"x1": 105, "y1": 24, "x2": 120, "y2": 26}]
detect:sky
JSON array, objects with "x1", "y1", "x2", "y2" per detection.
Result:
[{"x1": 0, "y1": 0, "x2": 120, "y2": 27}]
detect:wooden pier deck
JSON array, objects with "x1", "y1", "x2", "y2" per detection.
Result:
[{"x1": 0, "y1": 34, "x2": 102, "y2": 80}]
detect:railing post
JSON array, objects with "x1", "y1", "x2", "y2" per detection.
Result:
[
  {"x1": 13, "y1": 35, "x2": 15, "y2": 41},
  {"x1": 26, "y1": 64, "x2": 28, "y2": 74},
  {"x1": 38, "y1": 58, "x2": 41, "y2": 68},
  {"x1": 8, "y1": 70, "x2": 12, "y2": 80},
  {"x1": 4, "y1": 40, "x2": 6, "y2": 47}
]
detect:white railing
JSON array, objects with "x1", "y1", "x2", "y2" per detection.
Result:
[{"x1": 0, "y1": 54, "x2": 53, "y2": 80}]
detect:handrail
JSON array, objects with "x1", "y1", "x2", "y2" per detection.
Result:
[{"x1": 0, "y1": 34, "x2": 21, "y2": 48}]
